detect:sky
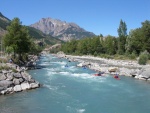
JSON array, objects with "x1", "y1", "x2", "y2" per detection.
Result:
[{"x1": 0, "y1": 0, "x2": 150, "y2": 36}]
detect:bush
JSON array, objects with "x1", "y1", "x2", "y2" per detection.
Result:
[
  {"x1": 0, "y1": 58, "x2": 8, "y2": 63},
  {"x1": 138, "y1": 50, "x2": 149, "y2": 65},
  {"x1": 0, "y1": 65, "x2": 11, "y2": 70},
  {"x1": 94, "y1": 51, "x2": 97, "y2": 56},
  {"x1": 129, "y1": 52, "x2": 137, "y2": 60}
]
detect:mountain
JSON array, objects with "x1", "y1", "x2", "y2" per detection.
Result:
[
  {"x1": 0, "y1": 12, "x2": 63, "y2": 46},
  {"x1": 27, "y1": 26, "x2": 63, "y2": 45},
  {"x1": 0, "y1": 12, "x2": 11, "y2": 38},
  {"x1": 30, "y1": 18, "x2": 95, "y2": 41}
]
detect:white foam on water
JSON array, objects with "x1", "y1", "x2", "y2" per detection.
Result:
[
  {"x1": 59, "y1": 71, "x2": 70, "y2": 75},
  {"x1": 44, "y1": 84, "x2": 58, "y2": 91},
  {"x1": 66, "y1": 106, "x2": 77, "y2": 113},
  {"x1": 72, "y1": 73, "x2": 93, "y2": 79},
  {"x1": 77, "y1": 109, "x2": 85, "y2": 113},
  {"x1": 58, "y1": 71, "x2": 107, "y2": 83},
  {"x1": 69, "y1": 66, "x2": 78, "y2": 71},
  {"x1": 47, "y1": 71, "x2": 58, "y2": 75},
  {"x1": 39, "y1": 62, "x2": 50, "y2": 66},
  {"x1": 50, "y1": 61, "x2": 67, "y2": 65},
  {"x1": 66, "y1": 106, "x2": 85, "y2": 113}
]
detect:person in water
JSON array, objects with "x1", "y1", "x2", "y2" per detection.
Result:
[
  {"x1": 65, "y1": 64, "x2": 68, "y2": 67},
  {"x1": 98, "y1": 71, "x2": 102, "y2": 76},
  {"x1": 114, "y1": 74, "x2": 120, "y2": 79},
  {"x1": 83, "y1": 65, "x2": 86, "y2": 69}
]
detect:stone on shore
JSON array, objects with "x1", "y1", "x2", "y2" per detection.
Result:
[
  {"x1": 1, "y1": 87, "x2": 14, "y2": 95},
  {"x1": 6, "y1": 73, "x2": 14, "y2": 81},
  {"x1": 21, "y1": 83, "x2": 30, "y2": 90},
  {"x1": 0, "y1": 87, "x2": 4, "y2": 91},
  {"x1": 13, "y1": 78, "x2": 20, "y2": 85},
  {"x1": 139, "y1": 68, "x2": 150, "y2": 79},
  {"x1": 22, "y1": 73, "x2": 32, "y2": 81},
  {"x1": 0, "y1": 74, "x2": 7, "y2": 81},
  {"x1": 108, "y1": 67, "x2": 118, "y2": 72},
  {"x1": 30, "y1": 83, "x2": 39, "y2": 89},
  {"x1": 13, "y1": 73, "x2": 22, "y2": 78},
  {"x1": 0, "y1": 80, "x2": 13, "y2": 88},
  {"x1": 14, "y1": 85, "x2": 22, "y2": 92}
]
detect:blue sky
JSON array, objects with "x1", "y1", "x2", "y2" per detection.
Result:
[{"x1": 0, "y1": 0, "x2": 150, "y2": 36}]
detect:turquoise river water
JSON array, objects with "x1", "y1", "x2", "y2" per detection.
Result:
[{"x1": 0, "y1": 54, "x2": 150, "y2": 113}]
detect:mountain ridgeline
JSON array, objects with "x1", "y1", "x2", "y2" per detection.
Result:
[
  {"x1": 0, "y1": 12, "x2": 62, "y2": 46},
  {"x1": 30, "y1": 18, "x2": 95, "y2": 41},
  {"x1": 0, "y1": 12, "x2": 11, "y2": 37}
]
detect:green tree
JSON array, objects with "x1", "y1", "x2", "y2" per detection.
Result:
[
  {"x1": 76, "y1": 39, "x2": 88, "y2": 54},
  {"x1": 141, "y1": 20, "x2": 150, "y2": 53},
  {"x1": 3, "y1": 18, "x2": 31, "y2": 59},
  {"x1": 104, "y1": 35, "x2": 117, "y2": 55},
  {"x1": 127, "y1": 20, "x2": 150, "y2": 55},
  {"x1": 117, "y1": 19, "x2": 127, "y2": 54}
]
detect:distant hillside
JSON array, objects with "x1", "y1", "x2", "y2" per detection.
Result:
[
  {"x1": 0, "y1": 12, "x2": 63, "y2": 46},
  {"x1": 0, "y1": 12, "x2": 11, "y2": 38},
  {"x1": 30, "y1": 18, "x2": 95, "y2": 41},
  {"x1": 27, "y1": 26, "x2": 63, "y2": 45},
  {"x1": 0, "y1": 12, "x2": 10, "y2": 30}
]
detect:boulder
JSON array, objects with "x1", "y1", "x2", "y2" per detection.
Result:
[
  {"x1": 22, "y1": 73, "x2": 32, "y2": 81},
  {"x1": 0, "y1": 74, "x2": 7, "y2": 80},
  {"x1": 19, "y1": 78, "x2": 24, "y2": 83},
  {"x1": 2, "y1": 70, "x2": 8, "y2": 75},
  {"x1": 147, "y1": 78, "x2": 150, "y2": 81},
  {"x1": 7, "y1": 87, "x2": 13, "y2": 92},
  {"x1": 1, "y1": 87, "x2": 14, "y2": 95},
  {"x1": 0, "y1": 80, "x2": 13, "y2": 88},
  {"x1": 13, "y1": 73, "x2": 22, "y2": 78},
  {"x1": 30, "y1": 83, "x2": 39, "y2": 89},
  {"x1": 139, "y1": 69, "x2": 150, "y2": 79},
  {"x1": 0, "y1": 87, "x2": 4, "y2": 91},
  {"x1": 14, "y1": 85, "x2": 22, "y2": 92},
  {"x1": 1, "y1": 90, "x2": 7, "y2": 95},
  {"x1": 29, "y1": 78, "x2": 35, "y2": 83},
  {"x1": 21, "y1": 83, "x2": 30, "y2": 90},
  {"x1": 139, "y1": 77, "x2": 147, "y2": 81},
  {"x1": 6, "y1": 73, "x2": 14, "y2": 81},
  {"x1": 108, "y1": 67, "x2": 118, "y2": 72},
  {"x1": 13, "y1": 78, "x2": 20, "y2": 85}
]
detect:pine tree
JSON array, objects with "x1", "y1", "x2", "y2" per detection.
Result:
[
  {"x1": 117, "y1": 19, "x2": 127, "y2": 54},
  {"x1": 3, "y1": 18, "x2": 31, "y2": 59}
]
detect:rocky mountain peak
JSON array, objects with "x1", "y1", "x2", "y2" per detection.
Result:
[{"x1": 30, "y1": 18, "x2": 95, "y2": 41}]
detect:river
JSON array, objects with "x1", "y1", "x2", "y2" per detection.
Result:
[{"x1": 0, "y1": 54, "x2": 150, "y2": 113}]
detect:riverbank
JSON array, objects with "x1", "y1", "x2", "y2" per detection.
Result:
[
  {"x1": 0, "y1": 56, "x2": 40, "y2": 95},
  {"x1": 56, "y1": 53, "x2": 150, "y2": 81}
]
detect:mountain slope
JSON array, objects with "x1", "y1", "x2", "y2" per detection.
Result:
[
  {"x1": 30, "y1": 18, "x2": 95, "y2": 41},
  {"x1": 0, "y1": 12, "x2": 11, "y2": 38},
  {"x1": 28, "y1": 26, "x2": 63, "y2": 45},
  {"x1": 0, "y1": 12, "x2": 63, "y2": 46}
]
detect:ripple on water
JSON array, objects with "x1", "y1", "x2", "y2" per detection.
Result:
[{"x1": 66, "y1": 106, "x2": 85, "y2": 113}]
